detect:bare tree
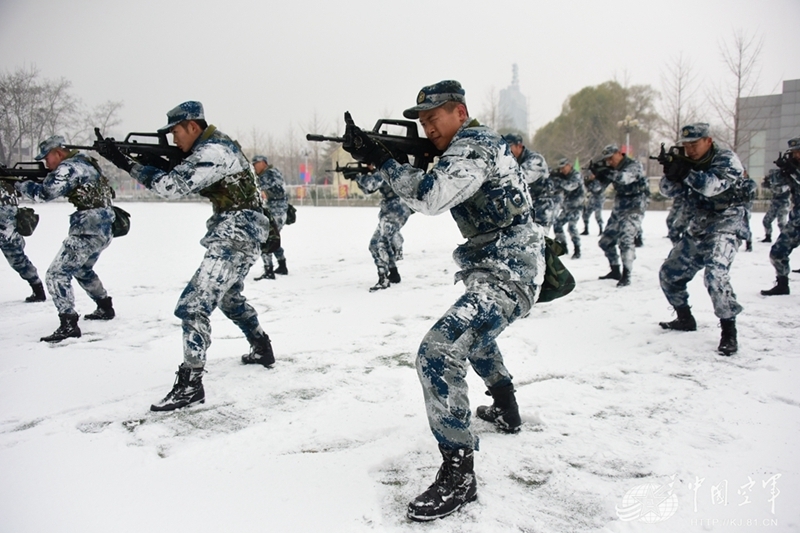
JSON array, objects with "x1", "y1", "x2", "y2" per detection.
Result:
[
  {"x1": 479, "y1": 86, "x2": 511, "y2": 133},
  {"x1": 69, "y1": 100, "x2": 123, "y2": 144},
  {"x1": 658, "y1": 53, "x2": 699, "y2": 142},
  {"x1": 707, "y1": 29, "x2": 764, "y2": 150}
]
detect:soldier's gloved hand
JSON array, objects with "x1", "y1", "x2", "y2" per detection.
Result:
[
  {"x1": 663, "y1": 157, "x2": 692, "y2": 183},
  {"x1": 97, "y1": 139, "x2": 133, "y2": 173},
  {"x1": 341, "y1": 112, "x2": 393, "y2": 168}
]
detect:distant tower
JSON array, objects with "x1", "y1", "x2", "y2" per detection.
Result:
[{"x1": 499, "y1": 64, "x2": 528, "y2": 136}]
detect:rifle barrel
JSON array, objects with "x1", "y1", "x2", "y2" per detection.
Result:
[{"x1": 306, "y1": 134, "x2": 344, "y2": 142}]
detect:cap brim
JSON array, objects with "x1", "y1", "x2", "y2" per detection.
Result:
[
  {"x1": 675, "y1": 136, "x2": 705, "y2": 145},
  {"x1": 402, "y1": 102, "x2": 445, "y2": 120},
  {"x1": 157, "y1": 120, "x2": 182, "y2": 134}
]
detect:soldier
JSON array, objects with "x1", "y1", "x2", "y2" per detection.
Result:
[
  {"x1": 665, "y1": 189, "x2": 690, "y2": 244},
  {"x1": 552, "y1": 158, "x2": 585, "y2": 259},
  {"x1": 502, "y1": 134, "x2": 556, "y2": 231},
  {"x1": 657, "y1": 123, "x2": 752, "y2": 355},
  {"x1": 760, "y1": 168, "x2": 790, "y2": 243},
  {"x1": 16, "y1": 135, "x2": 117, "y2": 342},
  {"x1": 591, "y1": 144, "x2": 649, "y2": 287},
  {"x1": 582, "y1": 172, "x2": 607, "y2": 236},
  {"x1": 351, "y1": 167, "x2": 413, "y2": 291},
  {"x1": 251, "y1": 155, "x2": 289, "y2": 280},
  {"x1": 0, "y1": 179, "x2": 45, "y2": 303},
  {"x1": 98, "y1": 101, "x2": 274, "y2": 411},
  {"x1": 342, "y1": 80, "x2": 544, "y2": 521},
  {"x1": 761, "y1": 137, "x2": 800, "y2": 296}
]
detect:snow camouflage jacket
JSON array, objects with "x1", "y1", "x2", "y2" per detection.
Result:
[
  {"x1": 765, "y1": 168, "x2": 791, "y2": 201},
  {"x1": 0, "y1": 181, "x2": 20, "y2": 239},
  {"x1": 659, "y1": 144, "x2": 749, "y2": 238},
  {"x1": 603, "y1": 156, "x2": 648, "y2": 215},
  {"x1": 554, "y1": 168, "x2": 585, "y2": 210},
  {"x1": 779, "y1": 160, "x2": 800, "y2": 223},
  {"x1": 16, "y1": 152, "x2": 114, "y2": 237},
  {"x1": 585, "y1": 175, "x2": 609, "y2": 197},
  {"x1": 379, "y1": 118, "x2": 543, "y2": 286},
  {"x1": 131, "y1": 126, "x2": 270, "y2": 246},
  {"x1": 257, "y1": 165, "x2": 288, "y2": 218},
  {"x1": 354, "y1": 172, "x2": 412, "y2": 219}
]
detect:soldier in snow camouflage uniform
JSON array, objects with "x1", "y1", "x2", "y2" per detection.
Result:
[
  {"x1": 343, "y1": 80, "x2": 545, "y2": 522},
  {"x1": 552, "y1": 157, "x2": 585, "y2": 259},
  {"x1": 760, "y1": 168, "x2": 790, "y2": 243},
  {"x1": 657, "y1": 123, "x2": 752, "y2": 356},
  {"x1": 761, "y1": 137, "x2": 800, "y2": 296},
  {"x1": 582, "y1": 173, "x2": 607, "y2": 235},
  {"x1": 0, "y1": 179, "x2": 45, "y2": 302},
  {"x1": 352, "y1": 169, "x2": 413, "y2": 291},
  {"x1": 98, "y1": 101, "x2": 274, "y2": 412},
  {"x1": 16, "y1": 135, "x2": 118, "y2": 343},
  {"x1": 252, "y1": 155, "x2": 289, "y2": 280},
  {"x1": 591, "y1": 144, "x2": 649, "y2": 287},
  {"x1": 502, "y1": 134, "x2": 556, "y2": 231}
]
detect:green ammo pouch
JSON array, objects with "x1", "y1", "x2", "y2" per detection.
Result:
[
  {"x1": 261, "y1": 207, "x2": 282, "y2": 254},
  {"x1": 15, "y1": 207, "x2": 39, "y2": 237},
  {"x1": 537, "y1": 237, "x2": 576, "y2": 303},
  {"x1": 111, "y1": 206, "x2": 131, "y2": 238}
]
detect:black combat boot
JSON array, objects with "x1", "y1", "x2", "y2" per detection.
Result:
[
  {"x1": 659, "y1": 305, "x2": 697, "y2": 331},
  {"x1": 599, "y1": 265, "x2": 621, "y2": 280},
  {"x1": 581, "y1": 225, "x2": 589, "y2": 236},
  {"x1": 476, "y1": 382, "x2": 521, "y2": 433},
  {"x1": 761, "y1": 276, "x2": 789, "y2": 296},
  {"x1": 25, "y1": 281, "x2": 46, "y2": 302},
  {"x1": 718, "y1": 318, "x2": 738, "y2": 356},
  {"x1": 634, "y1": 235, "x2": 644, "y2": 248},
  {"x1": 598, "y1": 223, "x2": 604, "y2": 235},
  {"x1": 150, "y1": 364, "x2": 205, "y2": 412},
  {"x1": 275, "y1": 259, "x2": 288, "y2": 275},
  {"x1": 571, "y1": 245, "x2": 581, "y2": 259},
  {"x1": 369, "y1": 271, "x2": 391, "y2": 292},
  {"x1": 616, "y1": 267, "x2": 631, "y2": 287},
  {"x1": 407, "y1": 445, "x2": 477, "y2": 522},
  {"x1": 40, "y1": 313, "x2": 81, "y2": 343},
  {"x1": 241, "y1": 333, "x2": 275, "y2": 367},
  {"x1": 745, "y1": 240, "x2": 753, "y2": 252},
  {"x1": 388, "y1": 266, "x2": 401, "y2": 284},
  {"x1": 84, "y1": 296, "x2": 115, "y2": 320},
  {"x1": 254, "y1": 263, "x2": 275, "y2": 281},
  {"x1": 761, "y1": 234, "x2": 772, "y2": 243}
]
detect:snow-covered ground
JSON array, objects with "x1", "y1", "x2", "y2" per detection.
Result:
[{"x1": 1, "y1": 202, "x2": 798, "y2": 533}]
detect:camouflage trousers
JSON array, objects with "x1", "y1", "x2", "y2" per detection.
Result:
[
  {"x1": 659, "y1": 232, "x2": 743, "y2": 319},
  {"x1": 533, "y1": 197, "x2": 558, "y2": 230},
  {"x1": 369, "y1": 206, "x2": 412, "y2": 273},
  {"x1": 416, "y1": 273, "x2": 536, "y2": 450},
  {"x1": 175, "y1": 241, "x2": 263, "y2": 368},
  {"x1": 768, "y1": 219, "x2": 800, "y2": 277},
  {"x1": 666, "y1": 201, "x2": 691, "y2": 243},
  {"x1": 47, "y1": 233, "x2": 112, "y2": 315},
  {"x1": 582, "y1": 194, "x2": 604, "y2": 228},
  {"x1": 554, "y1": 204, "x2": 583, "y2": 248},
  {"x1": 260, "y1": 210, "x2": 286, "y2": 269},
  {"x1": 0, "y1": 231, "x2": 40, "y2": 284},
  {"x1": 762, "y1": 198, "x2": 789, "y2": 236},
  {"x1": 599, "y1": 210, "x2": 644, "y2": 271}
]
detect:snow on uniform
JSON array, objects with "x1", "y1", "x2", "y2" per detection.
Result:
[
  {"x1": 597, "y1": 157, "x2": 648, "y2": 272},
  {"x1": 130, "y1": 126, "x2": 270, "y2": 368},
  {"x1": 583, "y1": 177, "x2": 608, "y2": 230},
  {"x1": 16, "y1": 152, "x2": 114, "y2": 315},
  {"x1": 0, "y1": 180, "x2": 41, "y2": 285},
  {"x1": 768, "y1": 156, "x2": 800, "y2": 277},
  {"x1": 553, "y1": 168, "x2": 585, "y2": 248},
  {"x1": 354, "y1": 172, "x2": 413, "y2": 275},
  {"x1": 762, "y1": 168, "x2": 790, "y2": 237},
  {"x1": 256, "y1": 165, "x2": 288, "y2": 268},
  {"x1": 378, "y1": 118, "x2": 545, "y2": 451},
  {"x1": 666, "y1": 189, "x2": 691, "y2": 243},
  {"x1": 516, "y1": 147, "x2": 556, "y2": 229},
  {"x1": 658, "y1": 144, "x2": 748, "y2": 319}
]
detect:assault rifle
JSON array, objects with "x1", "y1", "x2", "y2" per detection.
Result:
[
  {"x1": 0, "y1": 161, "x2": 48, "y2": 183},
  {"x1": 307, "y1": 113, "x2": 442, "y2": 170},
  {"x1": 328, "y1": 162, "x2": 372, "y2": 180},
  {"x1": 67, "y1": 127, "x2": 186, "y2": 172},
  {"x1": 650, "y1": 143, "x2": 693, "y2": 167}
]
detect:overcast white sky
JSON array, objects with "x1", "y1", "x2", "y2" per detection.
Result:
[{"x1": 2, "y1": 0, "x2": 800, "y2": 145}]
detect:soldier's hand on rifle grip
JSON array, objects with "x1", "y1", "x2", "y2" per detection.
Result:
[
  {"x1": 98, "y1": 139, "x2": 133, "y2": 173},
  {"x1": 341, "y1": 112, "x2": 393, "y2": 168},
  {"x1": 663, "y1": 157, "x2": 691, "y2": 183}
]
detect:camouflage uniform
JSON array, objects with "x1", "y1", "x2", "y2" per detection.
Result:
[
  {"x1": 582, "y1": 176, "x2": 607, "y2": 234},
  {"x1": 767, "y1": 147, "x2": 800, "y2": 279},
  {"x1": 761, "y1": 168, "x2": 790, "y2": 241},
  {"x1": 130, "y1": 125, "x2": 270, "y2": 368},
  {"x1": 597, "y1": 156, "x2": 649, "y2": 274},
  {"x1": 666, "y1": 191, "x2": 691, "y2": 244},
  {"x1": 553, "y1": 166, "x2": 585, "y2": 253},
  {"x1": 256, "y1": 163, "x2": 288, "y2": 272},
  {"x1": 658, "y1": 143, "x2": 748, "y2": 319},
  {"x1": 16, "y1": 151, "x2": 114, "y2": 316},
  {"x1": 515, "y1": 147, "x2": 556, "y2": 229},
  {"x1": 378, "y1": 118, "x2": 544, "y2": 451},
  {"x1": 354, "y1": 172, "x2": 413, "y2": 276},
  {"x1": 0, "y1": 181, "x2": 41, "y2": 288}
]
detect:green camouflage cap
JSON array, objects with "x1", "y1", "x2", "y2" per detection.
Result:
[
  {"x1": 403, "y1": 80, "x2": 466, "y2": 119},
  {"x1": 158, "y1": 101, "x2": 205, "y2": 133},
  {"x1": 787, "y1": 137, "x2": 800, "y2": 152},
  {"x1": 34, "y1": 135, "x2": 66, "y2": 160},
  {"x1": 676, "y1": 123, "x2": 710, "y2": 144}
]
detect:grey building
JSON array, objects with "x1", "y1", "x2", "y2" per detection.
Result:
[
  {"x1": 499, "y1": 64, "x2": 528, "y2": 137},
  {"x1": 737, "y1": 79, "x2": 800, "y2": 180}
]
